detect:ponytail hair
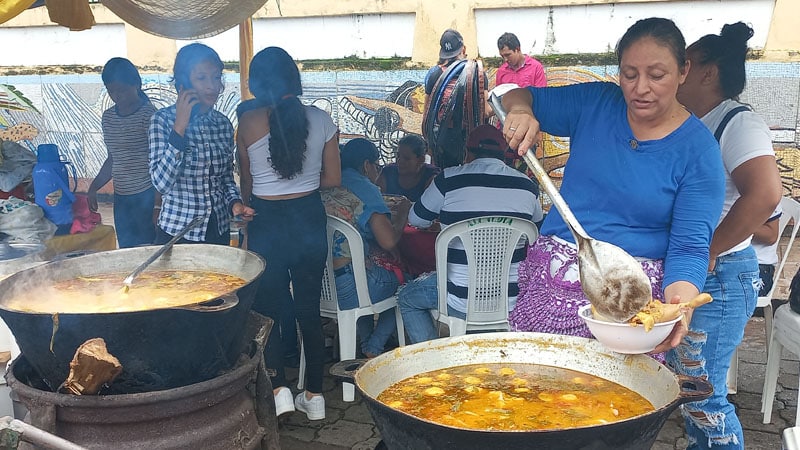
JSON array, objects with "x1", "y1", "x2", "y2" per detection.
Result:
[
  {"x1": 248, "y1": 47, "x2": 308, "y2": 179},
  {"x1": 688, "y1": 22, "x2": 753, "y2": 99}
]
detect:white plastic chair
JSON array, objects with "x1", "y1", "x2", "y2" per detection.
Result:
[
  {"x1": 298, "y1": 214, "x2": 405, "y2": 402},
  {"x1": 432, "y1": 216, "x2": 539, "y2": 336},
  {"x1": 728, "y1": 196, "x2": 800, "y2": 394},
  {"x1": 762, "y1": 304, "x2": 800, "y2": 424}
]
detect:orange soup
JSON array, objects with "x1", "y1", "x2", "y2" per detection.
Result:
[
  {"x1": 376, "y1": 363, "x2": 654, "y2": 431},
  {"x1": 4, "y1": 270, "x2": 246, "y2": 314}
]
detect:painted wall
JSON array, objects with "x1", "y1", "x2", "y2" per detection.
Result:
[
  {"x1": 0, "y1": 0, "x2": 797, "y2": 68},
  {"x1": 3, "y1": 63, "x2": 800, "y2": 202}
]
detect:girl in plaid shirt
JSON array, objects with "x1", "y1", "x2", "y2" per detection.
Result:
[{"x1": 149, "y1": 43, "x2": 254, "y2": 244}]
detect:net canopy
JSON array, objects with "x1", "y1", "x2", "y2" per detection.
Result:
[{"x1": 101, "y1": 0, "x2": 269, "y2": 39}]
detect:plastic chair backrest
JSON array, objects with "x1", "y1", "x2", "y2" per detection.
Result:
[
  {"x1": 320, "y1": 215, "x2": 373, "y2": 316},
  {"x1": 766, "y1": 197, "x2": 800, "y2": 301},
  {"x1": 434, "y1": 216, "x2": 538, "y2": 330}
]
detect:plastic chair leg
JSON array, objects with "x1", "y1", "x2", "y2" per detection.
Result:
[
  {"x1": 338, "y1": 316, "x2": 358, "y2": 402},
  {"x1": 394, "y1": 306, "x2": 406, "y2": 347},
  {"x1": 765, "y1": 302, "x2": 774, "y2": 357},
  {"x1": 762, "y1": 333, "x2": 783, "y2": 423},
  {"x1": 726, "y1": 349, "x2": 738, "y2": 395}
]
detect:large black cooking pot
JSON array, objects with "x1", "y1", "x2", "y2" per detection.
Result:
[
  {"x1": 0, "y1": 244, "x2": 265, "y2": 393},
  {"x1": 335, "y1": 332, "x2": 712, "y2": 450}
]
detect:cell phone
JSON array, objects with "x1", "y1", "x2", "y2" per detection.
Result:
[{"x1": 177, "y1": 82, "x2": 202, "y2": 117}]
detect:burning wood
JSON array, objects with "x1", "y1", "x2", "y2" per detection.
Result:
[{"x1": 60, "y1": 338, "x2": 122, "y2": 395}]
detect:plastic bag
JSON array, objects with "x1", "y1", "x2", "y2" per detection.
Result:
[{"x1": 0, "y1": 197, "x2": 57, "y2": 243}]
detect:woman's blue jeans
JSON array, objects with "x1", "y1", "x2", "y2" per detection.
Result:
[
  {"x1": 667, "y1": 246, "x2": 759, "y2": 450},
  {"x1": 334, "y1": 263, "x2": 400, "y2": 356},
  {"x1": 114, "y1": 188, "x2": 155, "y2": 248},
  {"x1": 398, "y1": 273, "x2": 466, "y2": 344}
]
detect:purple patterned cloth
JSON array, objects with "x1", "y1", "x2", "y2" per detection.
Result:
[{"x1": 509, "y1": 235, "x2": 665, "y2": 338}]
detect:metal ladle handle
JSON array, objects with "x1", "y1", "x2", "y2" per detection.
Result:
[
  {"x1": 489, "y1": 91, "x2": 590, "y2": 241},
  {"x1": 123, "y1": 215, "x2": 205, "y2": 288}
]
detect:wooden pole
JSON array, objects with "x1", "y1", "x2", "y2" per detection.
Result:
[{"x1": 239, "y1": 16, "x2": 254, "y2": 100}]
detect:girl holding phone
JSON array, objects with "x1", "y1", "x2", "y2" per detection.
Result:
[{"x1": 149, "y1": 43, "x2": 254, "y2": 244}]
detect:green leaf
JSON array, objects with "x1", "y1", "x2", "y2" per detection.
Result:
[{"x1": 0, "y1": 84, "x2": 39, "y2": 113}]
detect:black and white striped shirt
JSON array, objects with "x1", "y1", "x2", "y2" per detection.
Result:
[
  {"x1": 409, "y1": 157, "x2": 543, "y2": 313},
  {"x1": 101, "y1": 101, "x2": 156, "y2": 195}
]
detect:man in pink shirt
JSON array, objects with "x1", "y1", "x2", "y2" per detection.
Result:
[{"x1": 495, "y1": 32, "x2": 547, "y2": 88}]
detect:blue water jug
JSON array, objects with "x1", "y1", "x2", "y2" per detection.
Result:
[{"x1": 32, "y1": 144, "x2": 77, "y2": 227}]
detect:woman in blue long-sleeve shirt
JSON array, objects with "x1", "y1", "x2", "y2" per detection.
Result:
[{"x1": 502, "y1": 18, "x2": 725, "y2": 353}]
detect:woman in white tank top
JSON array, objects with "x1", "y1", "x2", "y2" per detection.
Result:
[{"x1": 236, "y1": 47, "x2": 340, "y2": 421}]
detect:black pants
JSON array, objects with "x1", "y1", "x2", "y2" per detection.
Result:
[{"x1": 247, "y1": 192, "x2": 327, "y2": 393}]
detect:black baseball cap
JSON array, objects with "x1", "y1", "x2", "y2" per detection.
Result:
[{"x1": 439, "y1": 29, "x2": 464, "y2": 59}]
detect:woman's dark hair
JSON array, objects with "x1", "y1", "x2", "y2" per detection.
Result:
[
  {"x1": 397, "y1": 134, "x2": 427, "y2": 158},
  {"x1": 340, "y1": 138, "x2": 379, "y2": 172},
  {"x1": 616, "y1": 17, "x2": 687, "y2": 72},
  {"x1": 687, "y1": 22, "x2": 753, "y2": 99},
  {"x1": 102, "y1": 57, "x2": 147, "y2": 101},
  {"x1": 248, "y1": 46, "x2": 308, "y2": 180},
  {"x1": 171, "y1": 43, "x2": 224, "y2": 92}
]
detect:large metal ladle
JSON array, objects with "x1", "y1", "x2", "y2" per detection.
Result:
[
  {"x1": 489, "y1": 85, "x2": 652, "y2": 322},
  {"x1": 122, "y1": 215, "x2": 205, "y2": 292}
]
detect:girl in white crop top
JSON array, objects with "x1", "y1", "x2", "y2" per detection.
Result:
[{"x1": 236, "y1": 46, "x2": 340, "y2": 421}]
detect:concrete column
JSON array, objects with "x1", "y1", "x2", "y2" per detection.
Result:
[
  {"x1": 763, "y1": 0, "x2": 800, "y2": 61},
  {"x1": 412, "y1": 2, "x2": 478, "y2": 65}
]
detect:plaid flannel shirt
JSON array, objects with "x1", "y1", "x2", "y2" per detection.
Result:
[{"x1": 149, "y1": 105, "x2": 241, "y2": 242}]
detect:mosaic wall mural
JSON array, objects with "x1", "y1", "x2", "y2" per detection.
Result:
[{"x1": 0, "y1": 64, "x2": 799, "y2": 201}]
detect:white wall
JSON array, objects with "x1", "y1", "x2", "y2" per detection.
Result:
[
  {"x1": 184, "y1": 13, "x2": 417, "y2": 61},
  {"x1": 0, "y1": 24, "x2": 126, "y2": 66},
  {"x1": 476, "y1": 0, "x2": 774, "y2": 57}
]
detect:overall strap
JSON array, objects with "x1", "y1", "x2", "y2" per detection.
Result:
[{"x1": 714, "y1": 105, "x2": 751, "y2": 142}]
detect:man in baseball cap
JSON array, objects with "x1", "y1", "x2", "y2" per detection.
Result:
[{"x1": 439, "y1": 29, "x2": 465, "y2": 60}]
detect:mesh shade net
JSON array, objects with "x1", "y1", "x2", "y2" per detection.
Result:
[{"x1": 101, "y1": 0, "x2": 268, "y2": 39}]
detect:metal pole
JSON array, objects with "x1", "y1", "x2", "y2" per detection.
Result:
[{"x1": 0, "y1": 416, "x2": 86, "y2": 450}]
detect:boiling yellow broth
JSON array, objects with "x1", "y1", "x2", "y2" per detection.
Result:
[
  {"x1": 376, "y1": 363, "x2": 655, "y2": 431},
  {"x1": 3, "y1": 270, "x2": 246, "y2": 314}
]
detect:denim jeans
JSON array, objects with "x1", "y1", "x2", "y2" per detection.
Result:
[
  {"x1": 334, "y1": 263, "x2": 400, "y2": 356},
  {"x1": 114, "y1": 188, "x2": 155, "y2": 248},
  {"x1": 398, "y1": 273, "x2": 465, "y2": 344},
  {"x1": 247, "y1": 193, "x2": 327, "y2": 393},
  {"x1": 667, "y1": 246, "x2": 758, "y2": 450}
]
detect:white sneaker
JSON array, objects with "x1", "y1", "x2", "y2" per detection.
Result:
[
  {"x1": 294, "y1": 392, "x2": 326, "y2": 420},
  {"x1": 273, "y1": 387, "x2": 295, "y2": 416}
]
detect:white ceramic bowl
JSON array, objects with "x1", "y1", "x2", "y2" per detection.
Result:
[{"x1": 577, "y1": 304, "x2": 682, "y2": 354}]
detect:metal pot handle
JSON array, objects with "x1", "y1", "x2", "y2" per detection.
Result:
[
  {"x1": 329, "y1": 359, "x2": 369, "y2": 383},
  {"x1": 174, "y1": 292, "x2": 239, "y2": 312},
  {"x1": 675, "y1": 374, "x2": 714, "y2": 404}
]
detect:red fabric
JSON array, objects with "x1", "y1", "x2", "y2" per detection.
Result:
[
  {"x1": 70, "y1": 193, "x2": 101, "y2": 234},
  {"x1": 0, "y1": 185, "x2": 26, "y2": 200},
  {"x1": 397, "y1": 224, "x2": 438, "y2": 277}
]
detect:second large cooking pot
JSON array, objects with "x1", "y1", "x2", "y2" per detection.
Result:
[
  {"x1": 338, "y1": 332, "x2": 712, "y2": 450},
  {"x1": 0, "y1": 244, "x2": 265, "y2": 393}
]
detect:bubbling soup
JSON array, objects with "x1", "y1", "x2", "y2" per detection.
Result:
[
  {"x1": 3, "y1": 270, "x2": 246, "y2": 314},
  {"x1": 377, "y1": 363, "x2": 655, "y2": 431}
]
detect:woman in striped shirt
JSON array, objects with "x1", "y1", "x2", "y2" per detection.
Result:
[{"x1": 89, "y1": 57, "x2": 157, "y2": 248}]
